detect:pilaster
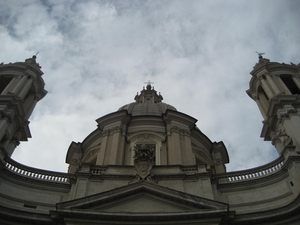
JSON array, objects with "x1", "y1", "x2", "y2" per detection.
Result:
[
  {"x1": 96, "y1": 134, "x2": 108, "y2": 165},
  {"x1": 167, "y1": 125, "x2": 182, "y2": 165},
  {"x1": 259, "y1": 76, "x2": 273, "y2": 99}
]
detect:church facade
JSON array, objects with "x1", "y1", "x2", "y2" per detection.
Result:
[{"x1": 0, "y1": 55, "x2": 300, "y2": 224}]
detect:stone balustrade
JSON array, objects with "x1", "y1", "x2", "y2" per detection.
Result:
[
  {"x1": 90, "y1": 166, "x2": 107, "y2": 175},
  {"x1": 2, "y1": 155, "x2": 285, "y2": 184},
  {"x1": 214, "y1": 157, "x2": 284, "y2": 184},
  {"x1": 4, "y1": 156, "x2": 72, "y2": 183}
]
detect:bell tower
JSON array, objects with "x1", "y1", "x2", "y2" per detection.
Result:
[
  {"x1": 247, "y1": 54, "x2": 300, "y2": 155},
  {"x1": 0, "y1": 56, "x2": 47, "y2": 157}
]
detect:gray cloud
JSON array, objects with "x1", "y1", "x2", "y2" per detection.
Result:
[{"x1": 0, "y1": 0, "x2": 299, "y2": 172}]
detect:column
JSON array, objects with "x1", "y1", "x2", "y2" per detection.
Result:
[
  {"x1": 19, "y1": 78, "x2": 33, "y2": 99},
  {"x1": 265, "y1": 73, "x2": 280, "y2": 95},
  {"x1": 24, "y1": 94, "x2": 37, "y2": 119},
  {"x1": 253, "y1": 93, "x2": 267, "y2": 119},
  {"x1": 259, "y1": 77, "x2": 273, "y2": 99},
  {"x1": 11, "y1": 76, "x2": 27, "y2": 95},
  {"x1": 292, "y1": 75, "x2": 300, "y2": 90},
  {"x1": 275, "y1": 75, "x2": 291, "y2": 94}
]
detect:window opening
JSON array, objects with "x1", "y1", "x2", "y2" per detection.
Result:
[{"x1": 280, "y1": 75, "x2": 300, "y2": 95}]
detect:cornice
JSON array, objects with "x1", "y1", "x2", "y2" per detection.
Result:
[
  {"x1": 233, "y1": 194, "x2": 300, "y2": 225},
  {"x1": 0, "y1": 205, "x2": 52, "y2": 225},
  {"x1": 163, "y1": 110, "x2": 197, "y2": 130},
  {"x1": 250, "y1": 60, "x2": 298, "y2": 76},
  {"x1": 96, "y1": 110, "x2": 129, "y2": 130}
]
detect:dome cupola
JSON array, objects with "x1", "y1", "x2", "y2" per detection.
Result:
[
  {"x1": 67, "y1": 82, "x2": 229, "y2": 175},
  {"x1": 118, "y1": 81, "x2": 177, "y2": 116}
]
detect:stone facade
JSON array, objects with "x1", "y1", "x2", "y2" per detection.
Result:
[{"x1": 1, "y1": 56, "x2": 300, "y2": 224}]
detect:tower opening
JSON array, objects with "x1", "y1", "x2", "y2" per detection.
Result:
[
  {"x1": 0, "y1": 77, "x2": 13, "y2": 94},
  {"x1": 280, "y1": 75, "x2": 300, "y2": 95}
]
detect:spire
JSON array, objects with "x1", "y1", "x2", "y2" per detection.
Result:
[{"x1": 134, "y1": 81, "x2": 163, "y2": 103}]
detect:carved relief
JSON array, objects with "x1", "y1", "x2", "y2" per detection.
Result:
[
  {"x1": 271, "y1": 129, "x2": 293, "y2": 147},
  {"x1": 278, "y1": 109, "x2": 298, "y2": 123},
  {"x1": 102, "y1": 126, "x2": 121, "y2": 136},
  {"x1": 212, "y1": 151, "x2": 223, "y2": 165},
  {"x1": 71, "y1": 158, "x2": 80, "y2": 165},
  {"x1": 0, "y1": 111, "x2": 13, "y2": 122},
  {"x1": 170, "y1": 125, "x2": 191, "y2": 136}
]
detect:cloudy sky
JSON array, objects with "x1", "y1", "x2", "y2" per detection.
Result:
[{"x1": 1, "y1": 0, "x2": 299, "y2": 172}]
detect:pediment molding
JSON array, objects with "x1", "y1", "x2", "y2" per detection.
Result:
[{"x1": 57, "y1": 181, "x2": 228, "y2": 212}]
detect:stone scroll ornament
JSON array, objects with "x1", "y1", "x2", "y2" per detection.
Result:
[{"x1": 129, "y1": 144, "x2": 156, "y2": 184}]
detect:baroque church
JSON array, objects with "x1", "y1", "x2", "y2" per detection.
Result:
[{"x1": 0, "y1": 55, "x2": 300, "y2": 224}]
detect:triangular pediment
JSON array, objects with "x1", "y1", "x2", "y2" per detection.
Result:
[
  {"x1": 57, "y1": 181, "x2": 228, "y2": 213},
  {"x1": 93, "y1": 192, "x2": 194, "y2": 213}
]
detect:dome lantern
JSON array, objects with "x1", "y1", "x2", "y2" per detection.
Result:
[{"x1": 134, "y1": 81, "x2": 163, "y2": 104}]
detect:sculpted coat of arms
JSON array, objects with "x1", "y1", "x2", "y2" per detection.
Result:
[{"x1": 130, "y1": 144, "x2": 156, "y2": 183}]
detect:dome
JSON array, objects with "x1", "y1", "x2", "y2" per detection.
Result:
[
  {"x1": 118, "y1": 102, "x2": 177, "y2": 116},
  {"x1": 117, "y1": 83, "x2": 176, "y2": 116}
]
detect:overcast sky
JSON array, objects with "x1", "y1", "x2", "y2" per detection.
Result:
[{"x1": 1, "y1": 0, "x2": 299, "y2": 172}]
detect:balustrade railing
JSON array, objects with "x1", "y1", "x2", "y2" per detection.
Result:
[
  {"x1": 2, "y1": 154, "x2": 285, "y2": 184},
  {"x1": 90, "y1": 166, "x2": 107, "y2": 175},
  {"x1": 214, "y1": 157, "x2": 284, "y2": 184},
  {"x1": 3, "y1": 157, "x2": 72, "y2": 183}
]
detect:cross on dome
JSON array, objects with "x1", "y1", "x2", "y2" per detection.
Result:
[
  {"x1": 144, "y1": 80, "x2": 154, "y2": 85},
  {"x1": 144, "y1": 80, "x2": 154, "y2": 90}
]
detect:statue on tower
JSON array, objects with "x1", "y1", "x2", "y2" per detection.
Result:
[{"x1": 256, "y1": 51, "x2": 265, "y2": 59}]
